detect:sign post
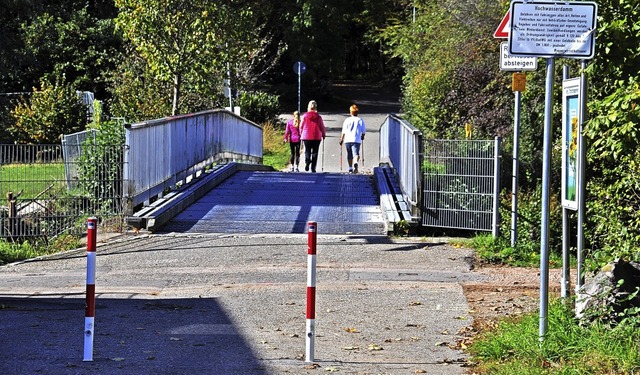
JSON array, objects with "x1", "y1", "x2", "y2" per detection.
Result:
[
  {"x1": 507, "y1": 0, "x2": 597, "y2": 342},
  {"x1": 497, "y1": 35, "x2": 536, "y2": 248},
  {"x1": 293, "y1": 61, "x2": 307, "y2": 113}
]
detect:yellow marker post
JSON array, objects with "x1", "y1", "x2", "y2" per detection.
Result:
[{"x1": 512, "y1": 72, "x2": 527, "y2": 92}]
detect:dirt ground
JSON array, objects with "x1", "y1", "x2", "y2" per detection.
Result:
[{"x1": 459, "y1": 262, "x2": 563, "y2": 349}]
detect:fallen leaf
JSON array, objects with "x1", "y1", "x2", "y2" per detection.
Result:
[
  {"x1": 111, "y1": 357, "x2": 125, "y2": 362},
  {"x1": 435, "y1": 341, "x2": 448, "y2": 347},
  {"x1": 415, "y1": 370, "x2": 427, "y2": 374},
  {"x1": 342, "y1": 346, "x2": 359, "y2": 351},
  {"x1": 343, "y1": 327, "x2": 359, "y2": 333},
  {"x1": 409, "y1": 301, "x2": 422, "y2": 306},
  {"x1": 368, "y1": 343, "x2": 383, "y2": 351},
  {"x1": 304, "y1": 363, "x2": 320, "y2": 369},
  {"x1": 325, "y1": 366, "x2": 339, "y2": 372}
]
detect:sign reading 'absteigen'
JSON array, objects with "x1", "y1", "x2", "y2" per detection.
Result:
[{"x1": 508, "y1": 1, "x2": 598, "y2": 59}]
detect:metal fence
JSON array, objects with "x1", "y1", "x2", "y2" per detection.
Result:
[
  {"x1": 422, "y1": 138, "x2": 501, "y2": 233},
  {"x1": 0, "y1": 143, "x2": 126, "y2": 241}
]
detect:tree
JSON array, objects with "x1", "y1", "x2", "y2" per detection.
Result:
[
  {"x1": 9, "y1": 76, "x2": 86, "y2": 144},
  {"x1": 581, "y1": 0, "x2": 640, "y2": 265},
  {"x1": 20, "y1": 5, "x2": 121, "y2": 97},
  {"x1": 114, "y1": 0, "x2": 257, "y2": 116},
  {"x1": 375, "y1": 0, "x2": 509, "y2": 138}
]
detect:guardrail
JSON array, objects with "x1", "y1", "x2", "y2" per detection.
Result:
[
  {"x1": 123, "y1": 109, "x2": 263, "y2": 212},
  {"x1": 378, "y1": 114, "x2": 423, "y2": 220}
]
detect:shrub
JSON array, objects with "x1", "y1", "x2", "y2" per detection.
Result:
[
  {"x1": 237, "y1": 90, "x2": 280, "y2": 124},
  {"x1": 9, "y1": 76, "x2": 86, "y2": 144}
]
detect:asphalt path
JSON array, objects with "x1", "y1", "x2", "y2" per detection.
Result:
[
  {"x1": 0, "y1": 82, "x2": 488, "y2": 374},
  {"x1": 0, "y1": 233, "x2": 486, "y2": 374},
  {"x1": 283, "y1": 80, "x2": 401, "y2": 174}
]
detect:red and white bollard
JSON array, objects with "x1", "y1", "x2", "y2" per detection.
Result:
[
  {"x1": 305, "y1": 221, "x2": 317, "y2": 363},
  {"x1": 84, "y1": 217, "x2": 97, "y2": 361}
]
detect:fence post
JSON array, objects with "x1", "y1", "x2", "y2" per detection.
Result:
[
  {"x1": 492, "y1": 137, "x2": 501, "y2": 238},
  {"x1": 305, "y1": 221, "x2": 317, "y2": 363},
  {"x1": 7, "y1": 192, "x2": 16, "y2": 237},
  {"x1": 84, "y1": 217, "x2": 98, "y2": 361}
]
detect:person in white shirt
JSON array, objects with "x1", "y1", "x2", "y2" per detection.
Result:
[{"x1": 339, "y1": 104, "x2": 366, "y2": 173}]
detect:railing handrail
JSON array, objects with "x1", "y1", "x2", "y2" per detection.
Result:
[
  {"x1": 379, "y1": 114, "x2": 423, "y2": 218},
  {"x1": 123, "y1": 109, "x2": 263, "y2": 212}
]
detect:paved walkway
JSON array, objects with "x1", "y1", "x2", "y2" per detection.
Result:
[{"x1": 0, "y1": 233, "x2": 485, "y2": 374}]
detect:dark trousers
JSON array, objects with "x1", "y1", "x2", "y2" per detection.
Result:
[
  {"x1": 303, "y1": 140, "x2": 321, "y2": 172},
  {"x1": 289, "y1": 142, "x2": 301, "y2": 166}
]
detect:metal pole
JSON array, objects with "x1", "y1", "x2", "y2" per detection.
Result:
[
  {"x1": 305, "y1": 221, "x2": 317, "y2": 363},
  {"x1": 577, "y1": 60, "x2": 588, "y2": 291},
  {"x1": 298, "y1": 66, "x2": 301, "y2": 114},
  {"x1": 321, "y1": 140, "x2": 325, "y2": 172},
  {"x1": 492, "y1": 137, "x2": 501, "y2": 238},
  {"x1": 84, "y1": 217, "x2": 98, "y2": 361},
  {"x1": 539, "y1": 58, "x2": 555, "y2": 342},
  {"x1": 511, "y1": 90, "x2": 522, "y2": 247}
]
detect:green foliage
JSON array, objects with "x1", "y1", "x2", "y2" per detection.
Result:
[
  {"x1": 115, "y1": 0, "x2": 257, "y2": 116},
  {"x1": 237, "y1": 91, "x2": 280, "y2": 124},
  {"x1": 376, "y1": 1, "x2": 510, "y2": 138},
  {"x1": 581, "y1": 0, "x2": 640, "y2": 271},
  {"x1": 261, "y1": 119, "x2": 288, "y2": 170},
  {"x1": 472, "y1": 186, "x2": 564, "y2": 268},
  {"x1": 0, "y1": 234, "x2": 82, "y2": 266},
  {"x1": 9, "y1": 76, "x2": 86, "y2": 144},
  {"x1": 76, "y1": 120, "x2": 125, "y2": 213},
  {"x1": 106, "y1": 47, "x2": 172, "y2": 122},
  {"x1": 20, "y1": 6, "x2": 120, "y2": 94},
  {"x1": 469, "y1": 300, "x2": 640, "y2": 374}
]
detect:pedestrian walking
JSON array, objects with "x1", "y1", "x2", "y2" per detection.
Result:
[
  {"x1": 300, "y1": 100, "x2": 326, "y2": 173},
  {"x1": 339, "y1": 104, "x2": 366, "y2": 174},
  {"x1": 283, "y1": 111, "x2": 302, "y2": 172}
]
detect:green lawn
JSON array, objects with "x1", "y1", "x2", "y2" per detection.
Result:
[{"x1": 0, "y1": 163, "x2": 66, "y2": 199}]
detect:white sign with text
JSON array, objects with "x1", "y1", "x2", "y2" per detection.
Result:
[{"x1": 508, "y1": 1, "x2": 597, "y2": 59}]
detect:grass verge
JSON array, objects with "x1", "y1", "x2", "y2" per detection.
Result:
[
  {"x1": 468, "y1": 300, "x2": 640, "y2": 374},
  {"x1": 262, "y1": 119, "x2": 289, "y2": 170},
  {"x1": 0, "y1": 234, "x2": 81, "y2": 266}
]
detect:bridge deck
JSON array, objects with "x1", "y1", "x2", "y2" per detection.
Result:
[{"x1": 158, "y1": 170, "x2": 387, "y2": 235}]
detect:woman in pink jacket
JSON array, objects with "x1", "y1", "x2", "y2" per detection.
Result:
[
  {"x1": 299, "y1": 100, "x2": 326, "y2": 173},
  {"x1": 283, "y1": 111, "x2": 301, "y2": 172}
]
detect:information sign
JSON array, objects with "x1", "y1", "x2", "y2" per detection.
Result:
[
  {"x1": 508, "y1": 1, "x2": 597, "y2": 59},
  {"x1": 561, "y1": 78, "x2": 581, "y2": 210}
]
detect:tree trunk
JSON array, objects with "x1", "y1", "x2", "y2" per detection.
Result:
[{"x1": 172, "y1": 73, "x2": 181, "y2": 116}]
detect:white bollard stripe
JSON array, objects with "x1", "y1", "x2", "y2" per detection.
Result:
[
  {"x1": 83, "y1": 317, "x2": 94, "y2": 361},
  {"x1": 86, "y1": 252, "x2": 96, "y2": 285},
  {"x1": 305, "y1": 318, "x2": 315, "y2": 362},
  {"x1": 307, "y1": 254, "x2": 316, "y2": 287}
]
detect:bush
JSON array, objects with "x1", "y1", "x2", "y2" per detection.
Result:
[
  {"x1": 472, "y1": 185, "x2": 565, "y2": 268},
  {"x1": 76, "y1": 120, "x2": 125, "y2": 213},
  {"x1": 237, "y1": 90, "x2": 280, "y2": 124},
  {"x1": 9, "y1": 76, "x2": 87, "y2": 144}
]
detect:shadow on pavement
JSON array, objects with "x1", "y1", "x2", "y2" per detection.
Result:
[{"x1": 0, "y1": 296, "x2": 267, "y2": 374}]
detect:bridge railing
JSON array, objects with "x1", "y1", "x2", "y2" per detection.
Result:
[
  {"x1": 123, "y1": 109, "x2": 262, "y2": 212},
  {"x1": 379, "y1": 114, "x2": 423, "y2": 218}
]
